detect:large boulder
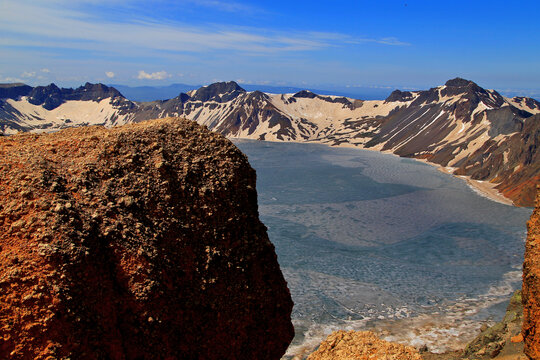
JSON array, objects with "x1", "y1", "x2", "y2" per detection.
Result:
[
  {"x1": 0, "y1": 117, "x2": 294, "y2": 359},
  {"x1": 523, "y1": 186, "x2": 540, "y2": 359}
]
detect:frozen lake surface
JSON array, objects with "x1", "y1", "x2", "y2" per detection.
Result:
[{"x1": 234, "y1": 140, "x2": 532, "y2": 356}]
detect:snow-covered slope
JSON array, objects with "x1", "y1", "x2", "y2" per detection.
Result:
[
  {"x1": 0, "y1": 83, "x2": 137, "y2": 133},
  {"x1": 1, "y1": 98, "x2": 136, "y2": 134}
]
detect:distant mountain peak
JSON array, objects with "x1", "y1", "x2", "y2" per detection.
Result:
[
  {"x1": 384, "y1": 89, "x2": 414, "y2": 103},
  {"x1": 445, "y1": 77, "x2": 478, "y2": 88},
  {"x1": 26, "y1": 82, "x2": 125, "y2": 110},
  {"x1": 440, "y1": 77, "x2": 505, "y2": 108},
  {"x1": 78, "y1": 83, "x2": 123, "y2": 99},
  {"x1": 293, "y1": 90, "x2": 317, "y2": 99},
  {"x1": 201, "y1": 81, "x2": 245, "y2": 92},
  {"x1": 28, "y1": 84, "x2": 63, "y2": 110},
  {"x1": 191, "y1": 81, "x2": 246, "y2": 103}
]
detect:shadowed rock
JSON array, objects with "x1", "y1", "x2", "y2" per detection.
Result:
[
  {"x1": 523, "y1": 187, "x2": 540, "y2": 359},
  {"x1": 0, "y1": 117, "x2": 294, "y2": 359}
]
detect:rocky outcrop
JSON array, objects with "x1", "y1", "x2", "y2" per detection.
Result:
[
  {"x1": 523, "y1": 187, "x2": 540, "y2": 359},
  {"x1": 0, "y1": 117, "x2": 294, "y2": 359},
  {"x1": 462, "y1": 290, "x2": 524, "y2": 359},
  {"x1": 307, "y1": 330, "x2": 422, "y2": 360}
]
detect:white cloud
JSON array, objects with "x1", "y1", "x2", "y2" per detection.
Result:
[
  {"x1": 376, "y1": 37, "x2": 411, "y2": 46},
  {"x1": 21, "y1": 71, "x2": 36, "y2": 78},
  {"x1": 40, "y1": 68, "x2": 51, "y2": 73},
  {"x1": 349, "y1": 36, "x2": 411, "y2": 47},
  {"x1": 137, "y1": 70, "x2": 170, "y2": 80},
  {"x1": 0, "y1": 1, "x2": 409, "y2": 59},
  {"x1": 105, "y1": 71, "x2": 115, "y2": 78}
]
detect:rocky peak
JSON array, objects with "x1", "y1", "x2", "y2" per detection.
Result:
[
  {"x1": 246, "y1": 90, "x2": 271, "y2": 102},
  {"x1": 27, "y1": 83, "x2": 64, "y2": 110},
  {"x1": 443, "y1": 77, "x2": 485, "y2": 96},
  {"x1": 442, "y1": 78, "x2": 505, "y2": 107},
  {"x1": 73, "y1": 82, "x2": 124, "y2": 101},
  {"x1": 293, "y1": 90, "x2": 318, "y2": 99},
  {"x1": 444, "y1": 77, "x2": 477, "y2": 88},
  {"x1": 385, "y1": 89, "x2": 414, "y2": 103},
  {"x1": 190, "y1": 81, "x2": 246, "y2": 103},
  {"x1": 27, "y1": 83, "x2": 125, "y2": 110},
  {"x1": 412, "y1": 78, "x2": 486, "y2": 107}
]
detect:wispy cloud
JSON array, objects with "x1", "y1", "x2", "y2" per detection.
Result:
[
  {"x1": 371, "y1": 37, "x2": 410, "y2": 46},
  {"x1": 137, "y1": 70, "x2": 171, "y2": 80},
  {"x1": 182, "y1": 0, "x2": 258, "y2": 13},
  {"x1": 0, "y1": 76, "x2": 25, "y2": 83},
  {"x1": 1, "y1": 1, "x2": 409, "y2": 59}
]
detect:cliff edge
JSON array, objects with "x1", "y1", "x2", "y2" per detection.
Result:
[
  {"x1": 0, "y1": 117, "x2": 294, "y2": 359},
  {"x1": 523, "y1": 187, "x2": 540, "y2": 359}
]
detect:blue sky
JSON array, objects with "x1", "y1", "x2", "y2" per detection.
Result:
[{"x1": 1, "y1": 0, "x2": 539, "y2": 96}]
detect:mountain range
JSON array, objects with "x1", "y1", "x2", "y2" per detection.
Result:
[
  {"x1": 1, "y1": 78, "x2": 539, "y2": 206},
  {"x1": 109, "y1": 83, "x2": 393, "y2": 102}
]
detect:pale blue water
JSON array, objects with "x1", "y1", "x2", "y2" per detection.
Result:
[{"x1": 233, "y1": 140, "x2": 532, "y2": 355}]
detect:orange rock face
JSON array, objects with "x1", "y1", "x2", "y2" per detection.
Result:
[
  {"x1": 523, "y1": 186, "x2": 540, "y2": 359},
  {"x1": 307, "y1": 330, "x2": 422, "y2": 360},
  {"x1": 0, "y1": 118, "x2": 294, "y2": 359}
]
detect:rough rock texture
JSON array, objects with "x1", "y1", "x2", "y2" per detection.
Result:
[
  {"x1": 523, "y1": 187, "x2": 540, "y2": 359},
  {"x1": 0, "y1": 117, "x2": 294, "y2": 359},
  {"x1": 307, "y1": 330, "x2": 422, "y2": 360},
  {"x1": 462, "y1": 290, "x2": 525, "y2": 360}
]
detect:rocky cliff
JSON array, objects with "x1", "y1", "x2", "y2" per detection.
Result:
[
  {"x1": 523, "y1": 187, "x2": 540, "y2": 359},
  {"x1": 0, "y1": 117, "x2": 294, "y2": 359}
]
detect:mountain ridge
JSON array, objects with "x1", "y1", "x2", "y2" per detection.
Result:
[
  {"x1": 1, "y1": 78, "x2": 539, "y2": 206},
  {"x1": 107, "y1": 83, "x2": 395, "y2": 102}
]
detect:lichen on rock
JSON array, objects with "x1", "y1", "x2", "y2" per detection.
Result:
[{"x1": 0, "y1": 117, "x2": 294, "y2": 359}]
